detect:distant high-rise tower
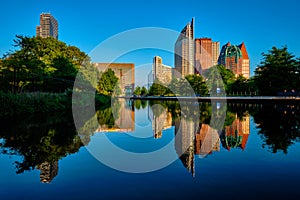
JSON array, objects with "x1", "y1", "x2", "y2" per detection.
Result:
[
  {"x1": 174, "y1": 18, "x2": 195, "y2": 78},
  {"x1": 212, "y1": 41, "x2": 220, "y2": 66},
  {"x1": 36, "y1": 13, "x2": 58, "y2": 39},
  {"x1": 153, "y1": 56, "x2": 172, "y2": 84},
  {"x1": 194, "y1": 38, "x2": 220, "y2": 74},
  {"x1": 238, "y1": 42, "x2": 250, "y2": 79},
  {"x1": 218, "y1": 42, "x2": 250, "y2": 78}
]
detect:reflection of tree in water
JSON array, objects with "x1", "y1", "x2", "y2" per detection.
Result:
[
  {"x1": 97, "y1": 99, "x2": 121, "y2": 128},
  {"x1": 133, "y1": 100, "x2": 148, "y2": 110},
  {"x1": 0, "y1": 113, "x2": 83, "y2": 183},
  {"x1": 134, "y1": 100, "x2": 141, "y2": 110},
  {"x1": 251, "y1": 104, "x2": 300, "y2": 154},
  {"x1": 141, "y1": 100, "x2": 148, "y2": 109}
]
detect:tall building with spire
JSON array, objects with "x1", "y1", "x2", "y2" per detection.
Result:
[
  {"x1": 36, "y1": 13, "x2": 58, "y2": 39},
  {"x1": 174, "y1": 18, "x2": 195, "y2": 78},
  {"x1": 218, "y1": 42, "x2": 250, "y2": 78}
]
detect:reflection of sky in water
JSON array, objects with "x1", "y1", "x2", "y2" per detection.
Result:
[{"x1": 134, "y1": 108, "x2": 151, "y2": 128}]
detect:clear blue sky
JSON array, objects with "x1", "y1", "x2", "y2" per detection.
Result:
[{"x1": 1, "y1": 0, "x2": 300, "y2": 78}]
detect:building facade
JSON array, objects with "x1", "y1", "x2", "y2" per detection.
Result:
[
  {"x1": 94, "y1": 63, "x2": 135, "y2": 95},
  {"x1": 174, "y1": 18, "x2": 195, "y2": 78},
  {"x1": 153, "y1": 56, "x2": 172, "y2": 84},
  {"x1": 195, "y1": 38, "x2": 220, "y2": 74},
  {"x1": 212, "y1": 41, "x2": 220, "y2": 66},
  {"x1": 36, "y1": 13, "x2": 58, "y2": 39},
  {"x1": 218, "y1": 42, "x2": 250, "y2": 78}
]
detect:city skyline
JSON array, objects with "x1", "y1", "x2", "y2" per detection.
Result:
[{"x1": 1, "y1": 0, "x2": 300, "y2": 77}]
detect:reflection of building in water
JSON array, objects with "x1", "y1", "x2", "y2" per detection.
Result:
[
  {"x1": 174, "y1": 114, "x2": 222, "y2": 176},
  {"x1": 179, "y1": 146, "x2": 195, "y2": 177},
  {"x1": 96, "y1": 99, "x2": 135, "y2": 132},
  {"x1": 195, "y1": 124, "x2": 220, "y2": 156},
  {"x1": 152, "y1": 111, "x2": 172, "y2": 139},
  {"x1": 174, "y1": 118, "x2": 197, "y2": 176},
  {"x1": 37, "y1": 161, "x2": 58, "y2": 183},
  {"x1": 221, "y1": 115, "x2": 250, "y2": 150}
]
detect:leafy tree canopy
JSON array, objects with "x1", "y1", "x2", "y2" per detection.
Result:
[
  {"x1": 254, "y1": 46, "x2": 300, "y2": 95},
  {"x1": 1, "y1": 35, "x2": 88, "y2": 93},
  {"x1": 97, "y1": 69, "x2": 119, "y2": 96}
]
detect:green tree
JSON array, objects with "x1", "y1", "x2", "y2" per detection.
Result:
[
  {"x1": 229, "y1": 75, "x2": 249, "y2": 95},
  {"x1": 148, "y1": 80, "x2": 168, "y2": 96},
  {"x1": 185, "y1": 74, "x2": 208, "y2": 96},
  {"x1": 203, "y1": 65, "x2": 235, "y2": 95},
  {"x1": 1, "y1": 35, "x2": 88, "y2": 93},
  {"x1": 134, "y1": 86, "x2": 141, "y2": 96},
  {"x1": 141, "y1": 86, "x2": 148, "y2": 96},
  {"x1": 97, "y1": 69, "x2": 119, "y2": 96},
  {"x1": 254, "y1": 46, "x2": 300, "y2": 95}
]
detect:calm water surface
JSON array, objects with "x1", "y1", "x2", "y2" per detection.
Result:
[{"x1": 1, "y1": 99, "x2": 300, "y2": 199}]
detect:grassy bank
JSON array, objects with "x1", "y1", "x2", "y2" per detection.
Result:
[{"x1": 0, "y1": 91, "x2": 111, "y2": 118}]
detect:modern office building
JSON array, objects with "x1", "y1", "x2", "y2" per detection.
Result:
[
  {"x1": 36, "y1": 13, "x2": 58, "y2": 39},
  {"x1": 212, "y1": 41, "x2": 220, "y2": 66},
  {"x1": 94, "y1": 63, "x2": 135, "y2": 95},
  {"x1": 218, "y1": 42, "x2": 250, "y2": 78},
  {"x1": 153, "y1": 56, "x2": 172, "y2": 84},
  {"x1": 174, "y1": 18, "x2": 195, "y2": 78},
  {"x1": 239, "y1": 42, "x2": 250, "y2": 79},
  {"x1": 195, "y1": 38, "x2": 220, "y2": 74}
]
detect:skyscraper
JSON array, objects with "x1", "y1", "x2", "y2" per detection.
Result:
[
  {"x1": 218, "y1": 42, "x2": 250, "y2": 78},
  {"x1": 238, "y1": 42, "x2": 250, "y2": 79},
  {"x1": 36, "y1": 13, "x2": 58, "y2": 39},
  {"x1": 194, "y1": 38, "x2": 220, "y2": 74},
  {"x1": 212, "y1": 41, "x2": 220, "y2": 66},
  {"x1": 174, "y1": 18, "x2": 195, "y2": 78}
]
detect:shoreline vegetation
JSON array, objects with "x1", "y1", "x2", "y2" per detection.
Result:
[
  {"x1": 0, "y1": 91, "x2": 111, "y2": 118},
  {"x1": 0, "y1": 36, "x2": 116, "y2": 118}
]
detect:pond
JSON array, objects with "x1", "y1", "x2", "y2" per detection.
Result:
[{"x1": 0, "y1": 99, "x2": 300, "y2": 199}]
